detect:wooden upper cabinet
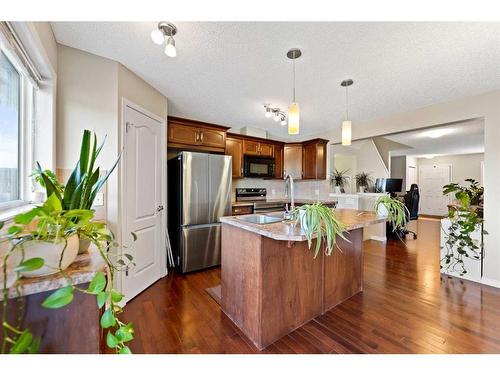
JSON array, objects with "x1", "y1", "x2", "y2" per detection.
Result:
[
  {"x1": 242, "y1": 140, "x2": 274, "y2": 157},
  {"x1": 273, "y1": 144, "x2": 284, "y2": 179},
  {"x1": 168, "y1": 117, "x2": 229, "y2": 152},
  {"x1": 284, "y1": 144, "x2": 303, "y2": 179},
  {"x1": 225, "y1": 137, "x2": 244, "y2": 179},
  {"x1": 302, "y1": 139, "x2": 328, "y2": 180}
]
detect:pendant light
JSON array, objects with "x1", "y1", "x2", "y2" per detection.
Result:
[
  {"x1": 287, "y1": 48, "x2": 301, "y2": 135},
  {"x1": 151, "y1": 22, "x2": 178, "y2": 58},
  {"x1": 341, "y1": 79, "x2": 354, "y2": 146}
]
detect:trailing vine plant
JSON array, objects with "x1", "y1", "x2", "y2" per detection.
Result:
[
  {"x1": 1, "y1": 130, "x2": 136, "y2": 354},
  {"x1": 441, "y1": 179, "x2": 485, "y2": 276}
]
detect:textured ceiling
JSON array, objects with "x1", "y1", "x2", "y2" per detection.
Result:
[
  {"x1": 51, "y1": 22, "x2": 500, "y2": 140},
  {"x1": 385, "y1": 119, "x2": 484, "y2": 157}
]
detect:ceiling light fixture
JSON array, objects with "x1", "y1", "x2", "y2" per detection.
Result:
[
  {"x1": 264, "y1": 105, "x2": 272, "y2": 118},
  {"x1": 287, "y1": 48, "x2": 301, "y2": 135},
  {"x1": 341, "y1": 79, "x2": 354, "y2": 146},
  {"x1": 280, "y1": 114, "x2": 287, "y2": 126},
  {"x1": 264, "y1": 105, "x2": 287, "y2": 126},
  {"x1": 151, "y1": 22, "x2": 178, "y2": 58}
]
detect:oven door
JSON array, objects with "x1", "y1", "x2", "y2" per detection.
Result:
[{"x1": 243, "y1": 156, "x2": 275, "y2": 178}]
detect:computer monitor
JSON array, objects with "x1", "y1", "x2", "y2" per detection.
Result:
[{"x1": 375, "y1": 178, "x2": 403, "y2": 194}]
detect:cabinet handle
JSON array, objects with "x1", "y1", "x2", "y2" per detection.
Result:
[
  {"x1": 200, "y1": 131, "x2": 204, "y2": 143},
  {"x1": 195, "y1": 131, "x2": 199, "y2": 142}
]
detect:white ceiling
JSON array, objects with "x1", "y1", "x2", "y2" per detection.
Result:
[
  {"x1": 50, "y1": 22, "x2": 500, "y2": 140},
  {"x1": 385, "y1": 119, "x2": 484, "y2": 157}
]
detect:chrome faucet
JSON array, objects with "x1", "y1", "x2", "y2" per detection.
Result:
[{"x1": 284, "y1": 173, "x2": 295, "y2": 219}]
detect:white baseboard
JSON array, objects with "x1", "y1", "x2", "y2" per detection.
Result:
[
  {"x1": 369, "y1": 236, "x2": 387, "y2": 242},
  {"x1": 480, "y1": 277, "x2": 500, "y2": 289}
]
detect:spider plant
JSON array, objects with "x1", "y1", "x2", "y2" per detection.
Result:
[
  {"x1": 374, "y1": 195, "x2": 409, "y2": 232},
  {"x1": 292, "y1": 203, "x2": 347, "y2": 258}
]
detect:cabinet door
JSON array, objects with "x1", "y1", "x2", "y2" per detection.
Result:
[
  {"x1": 199, "y1": 127, "x2": 226, "y2": 149},
  {"x1": 284, "y1": 144, "x2": 303, "y2": 179},
  {"x1": 274, "y1": 145, "x2": 284, "y2": 179},
  {"x1": 168, "y1": 122, "x2": 199, "y2": 146},
  {"x1": 302, "y1": 142, "x2": 317, "y2": 179},
  {"x1": 259, "y1": 142, "x2": 274, "y2": 157},
  {"x1": 225, "y1": 137, "x2": 244, "y2": 179},
  {"x1": 243, "y1": 140, "x2": 260, "y2": 155}
]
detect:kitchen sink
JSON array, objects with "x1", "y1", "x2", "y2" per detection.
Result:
[{"x1": 237, "y1": 214, "x2": 283, "y2": 225}]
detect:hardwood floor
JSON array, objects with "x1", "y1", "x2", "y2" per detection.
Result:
[{"x1": 120, "y1": 218, "x2": 500, "y2": 354}]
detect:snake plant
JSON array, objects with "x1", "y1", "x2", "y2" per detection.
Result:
[
  {"x1": 33, "y1": 130, "x2": 119, "y2": 211},
  {"x1": 293, "y1": 203, "x2": 347, "y2": 258}
]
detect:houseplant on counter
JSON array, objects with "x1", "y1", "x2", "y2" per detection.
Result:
[
  {"x1": 329, "y1": 169, "x2": 349, "y2": 193},
  {"x1": 1, "y1": 130, "x2": 135, "y2": 354},
  {"x1": 441, "y1": 179, "x2": 485, "y2": 276},
  {"x1": 31, "y1": 130, "x2": 119, "y2": 253},
  {"x1": 292, "y1": 203, "x2": 347, "y2": 258},
  {"x1": 355, "y1": 172, "x2": 373, "y2": 193}
]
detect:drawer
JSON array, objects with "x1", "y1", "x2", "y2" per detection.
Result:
[{"x1": 232, "y1": 205, "x2": 253, "y2": 215}]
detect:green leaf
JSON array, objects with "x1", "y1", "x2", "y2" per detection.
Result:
[
  {"x1": 130, "y1": 232, "x2": 137, "y2": 241},
  {"x1": 44, "y1": 192, "x2": 62, "y2": 212},
  {"x1": 115, "y1": 326, "x2": 134, "y2": 342},
  {"x1": 14, "y1": 208, "x2": 40, "y2": 225},
  {"x1": 124, "y1": 253, "x2": 134, "y2": 261},
  {"x1": 62, "y1": 162, "x2": 81, "y2": 210},
  {"x1": 111, "y1": 289, "x2": 123, "y2": 303},
  {"x1": 7, "y1": 225, "x2": 23, "y2": 235},
  {"x1": 9, "y1": 330, "x2": 33, "y2": 354},
  {"x1": 106, "y1": 331, "x2": 119, "y2": 348},
  {"x1": 42, "y1": 286, "x2": 75, "y2": 309},
  {"x1": 14, "y1": 257, "x2": 44, "y2": 272},
  {"x1": 28, "y1": 336, "x2": 41, "y2": 354},
  {"x1": 118, "y1": 345, "x2": 132, "y2": 354},
  {"x1": 97, "y1": 291, "x2": 109, "y2": 308},
  {"x1": 79, "y1": 130, "x2": 91, "y2": 178},
  {"x1": 87, "y1": 271, "x2": 106, "y2": 294},
  {"x1": 41, "y1": 173, "x2": 62, "y2": 203},
  {"x1": 100, "y1": 308, "x2": 116, "y2": 328}
]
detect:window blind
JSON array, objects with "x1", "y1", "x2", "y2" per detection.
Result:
[{"x1": 0, "y1": 21, "x2": 42, "y2": 86}]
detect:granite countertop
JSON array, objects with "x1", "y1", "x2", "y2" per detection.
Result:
[
  {"x1": 220, "y1": 208, "x2": 387, "y2": 241},
  {"x1": 2, "y1": 246, "x2": 107, "y2": 300},
  {"x1": 266, "y1": 198, "x2": 337, "y2": 205}
]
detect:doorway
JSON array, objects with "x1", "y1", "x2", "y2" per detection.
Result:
[{"x1": 418, "y1": 164, "x2": 452, "y2": 216}]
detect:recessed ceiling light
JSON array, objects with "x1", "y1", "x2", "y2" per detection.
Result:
[{"x1": 422, "y1": 128, "x2": 453, "y2": 139}]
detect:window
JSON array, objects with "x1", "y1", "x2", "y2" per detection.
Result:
[
  {"x1": 0, "y1": 50, "x2": 35, "y2": 211},
  {"x1": 0, "y1": 51, "x2": 21, "y2": 206}
]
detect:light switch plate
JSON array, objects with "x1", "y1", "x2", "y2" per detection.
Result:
[{"x1": 93, "y1": 192, "x2": 104, "y2": 207}]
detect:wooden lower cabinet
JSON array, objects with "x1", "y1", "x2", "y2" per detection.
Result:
[
  {"x1": 225, "y1": 137, "x2": 244, "y2": 179},
  {"x1": 231, "y1": 205, "x2": 253, "y2": 215}
]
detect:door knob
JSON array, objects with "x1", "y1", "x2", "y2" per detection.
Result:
[{"x1": 156, "y1": 205, "x2": 164, "y2": 212}]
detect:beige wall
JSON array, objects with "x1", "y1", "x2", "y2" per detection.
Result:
[
  {"x1": 32, "y1": 22, "x2": 57, "y2": 74},
  {"x1": 417, "y1": 153, "x2": 484, "y2": 185},
  {"x1": 319, "y1": 89, "x2": 500, "y2": 286}
]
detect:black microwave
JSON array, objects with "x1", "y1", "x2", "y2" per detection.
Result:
[{"x1": 243, "y1": 156, "x2": 275, "y2": 178}]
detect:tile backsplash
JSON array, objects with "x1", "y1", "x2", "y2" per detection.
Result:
[{"x1": 233, "y1": 178, "x2": 332, "y2": 201}]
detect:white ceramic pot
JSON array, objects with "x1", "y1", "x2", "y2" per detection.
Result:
[
  {"x1": 377, "y1": 204, "x2": 389, "y2": 218},
  {"x1": 334, "y1": 186, "x2": 342, "y2": 194},
  {"x1": 10, "y1": 234, "x2": 79, "y2": 278},
  {"x1": 298, "y1": 209, "x2": 309, "y2": 231},
  {"x1": 78, "y1": 237, "x2": 91, "y2": 254}
]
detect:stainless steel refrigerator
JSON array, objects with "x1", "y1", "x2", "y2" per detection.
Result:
[{"x1": 167, "y1": 152, "x2": 232, "y2": 273}]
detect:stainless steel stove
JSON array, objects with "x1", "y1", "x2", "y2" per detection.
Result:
[{"x1": 235, "y1": 188, "x2": 285, "y2": 213}]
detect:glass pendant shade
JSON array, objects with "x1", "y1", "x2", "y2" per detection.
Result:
[
  {"x1": 164, "y1": 37, "x2": 177, "y2": 57},
  {"x1": 151, "y1": 29, "x2": 165, "y2": 45},
  {"x1": 342, "y1": 120, "x2": 352, "y2": 146},
  {"x1": 288, "y1": 102, "x2": 300, "y2": 135}
]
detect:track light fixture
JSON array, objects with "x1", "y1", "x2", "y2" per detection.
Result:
[
  {"x1": 264, "y1": 105, "x2": 287, "y2": 127},
  {"x1": 151, "y1": 22, "x2": 178, "y2": 58}
]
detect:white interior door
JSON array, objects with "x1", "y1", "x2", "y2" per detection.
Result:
[
  {"x1": 406, "y1": 165, "x2": 417, "y2": 191},
  {"x1": 122, "y1": 102, "x2": 165, "y2": 302},
  {"x1": 418, "y1": 164, "x2": 452, "y2": 216}
]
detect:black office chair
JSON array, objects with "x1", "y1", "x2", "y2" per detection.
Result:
[
  {"x1": 387, "y1": 184, "x2": 419, "y2": 240},
  {"x1": 403, "y1": 184, "x2": 419, "y2": 239}
]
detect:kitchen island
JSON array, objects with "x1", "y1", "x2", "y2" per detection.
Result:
[{"x1": 219, "y1": 209, "x2": 386, "y2": 350}]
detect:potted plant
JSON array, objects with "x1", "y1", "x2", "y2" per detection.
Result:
[
  {"x1": 1, "y1": 129, "x2": 135, "y2": 354},
  {"x1": 292, "y1": 203, "x2": 347, "y2": 258},
  {"x1": 374, "y1": 195, "x2": 409, "y2": 233},
  {"x1": 329, "y1": 169, "x2": 349, "y2": 193},
  {"x1": 441, "y1": 179, "x2": 485, "y2": 276},
  {"x1": 355, "y1": 172, "x2": 373, "y2": 193},
  {"x1": 32, "y1": 130, "x2": 119, "y2": 253}
]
